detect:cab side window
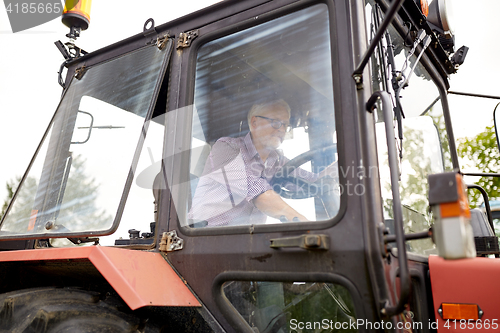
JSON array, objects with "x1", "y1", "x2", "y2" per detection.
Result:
[{"x1": 185, "y1": 4, "x2": 339, "y2": 228}]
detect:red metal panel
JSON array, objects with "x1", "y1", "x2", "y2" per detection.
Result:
[
  {"x1": 0, "y1": 246, "x2": 200, "y2": 310},
  {"x1": 429, "y1": 255, "x2": 500, "y2": 332}
]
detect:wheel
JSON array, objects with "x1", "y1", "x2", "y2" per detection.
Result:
[
  {"x1": 0, "y1": 287, "x2": 160, "y2": 333},
  {"x1": 271, "y1": 145, "x2": 337, "y2": 200}
]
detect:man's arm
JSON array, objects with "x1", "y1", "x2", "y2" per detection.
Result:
[{"x1": 253, "y1": 190, "x2": 308, "y2": 221}]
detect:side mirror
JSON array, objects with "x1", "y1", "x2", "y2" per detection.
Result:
[{"x1": 494, "y1": 102, "x2": 500, "y2": 153}]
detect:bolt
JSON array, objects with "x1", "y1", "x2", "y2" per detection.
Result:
[
  {"x1": 438, "y1": 308, "x2": 443, "y2": 314},
  {"x1": 479, "y1": 310, "x2": 484, "y2": 316}
]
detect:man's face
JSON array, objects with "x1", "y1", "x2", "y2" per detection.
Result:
[{"x1": 250, "y1": 106, "x2": 290, "y2": 150}]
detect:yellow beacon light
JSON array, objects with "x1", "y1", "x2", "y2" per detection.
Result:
[
  {"x1": 62, "y1": 0, "x2": 92, "y2": 31},
  {"x1": 58, "y1": 0, "x2": 92, "y2": 59}
]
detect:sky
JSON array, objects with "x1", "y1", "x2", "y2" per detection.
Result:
[{"x1": 0, "y1": 0, "x2": 499, "y2": 205}]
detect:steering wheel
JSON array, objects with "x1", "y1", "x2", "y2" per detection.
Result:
[{"x1": 271, "y1": 144, "x2": 337, "y2": 200}]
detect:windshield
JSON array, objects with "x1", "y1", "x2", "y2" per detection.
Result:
[
  {"x1": 366, "y1": 1, "x2": 454, "y2": 255},
  {"x1": 0, "y1": 43, "x2": 170, "y2": 241}
]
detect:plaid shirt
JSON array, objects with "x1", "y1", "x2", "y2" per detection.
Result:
[{"x1": 188, "y1": 133, "x2": 319, "y2": 226}]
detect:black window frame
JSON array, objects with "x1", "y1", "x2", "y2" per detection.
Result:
[{"x1": 174, "y1": 0, "x2": 349, "y2": 237}]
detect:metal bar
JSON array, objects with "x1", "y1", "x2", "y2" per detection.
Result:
[
  {"x1": 463, "y1": 172, "x2": 500, "y2": 178},
  {"x1": 366, "y1": 91, "x2": 410, "y2": 317},
  {"x1": 353, "y1": 0, "x2": 405, "y2": 77},
  {"x1": 419, "y1": 96, "x2": 441, "y2": 116},
  {"x1": 384, "y1": 230, "x2": 431, "y2": 243},
  {"x1": 448, "y1": 91, "x2": 500, "y2": 100}
]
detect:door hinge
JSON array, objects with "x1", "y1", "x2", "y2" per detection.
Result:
[
  {"x1": 156, "y1": 34, "x2": 170, "y2": 50},
  {"x1": 177, "y1": 29, "x2": 199, "y2": 49},
  {"x1": 160, "y1": 230, "x2": 184, "y2": 252},
  {"x1": 75, "y1": 65, "x2": 87, "y2": 80}
]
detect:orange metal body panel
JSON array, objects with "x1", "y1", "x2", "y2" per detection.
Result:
[
  {"x1": 429, "y1": 255, "x2": 500, "y2": 332},
  {"x1": 0, "y1": 246, "x2": 200, "y2": 310}
]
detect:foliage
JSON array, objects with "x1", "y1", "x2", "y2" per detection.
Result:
[{"x1": 457, "y1": 125, "x2": 500, "y2": 208}]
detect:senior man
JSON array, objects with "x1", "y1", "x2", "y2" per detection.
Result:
[{"x1": 188, "y1": 99, "x2": 336, "y2": 227}]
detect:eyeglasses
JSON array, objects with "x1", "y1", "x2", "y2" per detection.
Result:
[{"x1": 255, "y1": 116, "x2": 292, "y2": 132}]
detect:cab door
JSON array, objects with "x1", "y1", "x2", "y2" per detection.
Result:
[{"x1": 158, "y1": 0, "x2": 386, "y2": 331}]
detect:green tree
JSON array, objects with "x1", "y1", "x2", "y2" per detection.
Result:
[
  {"x1": 1, "y1": 156, "x2": 111, "y2": 243},
  {"x1": 1, "y1": 176, "x2": 38, "y2": 231},
  {"x1": 457, "y1": 124, "x2": 500, "y2": 208},
  {"x1": 1, "y1": 177, "x2": 21, "y2": 220}
]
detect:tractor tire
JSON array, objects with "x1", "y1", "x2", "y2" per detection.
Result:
[{"x1": 0, "y1": 287, "x2": 161, "y2": 333}]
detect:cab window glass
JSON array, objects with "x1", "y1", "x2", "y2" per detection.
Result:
[
  {"x1": 223, "y1": 281, "x2": 357, "y2": 332},
  {"x1": 366, "y1": 1, "x2": 454, "y2": 255},
  {"x1": 185, "y1": 4, "x2": 339, "y2": 228}
]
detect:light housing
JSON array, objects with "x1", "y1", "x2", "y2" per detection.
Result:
[
  {"x1": 428, "y1": 172, "x2": 476, "y2": 259},
  {"x1": 427, "y1": 0, "x2": 455, "y2": 53}
]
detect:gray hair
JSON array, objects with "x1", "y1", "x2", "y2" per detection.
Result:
[{"x1": 247, "y1": 99, "x2": 291, "y2": 127}]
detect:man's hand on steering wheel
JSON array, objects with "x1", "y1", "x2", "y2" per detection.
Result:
[{"x1": 271, "y1": 145, "x2": 338, "y2": 200}]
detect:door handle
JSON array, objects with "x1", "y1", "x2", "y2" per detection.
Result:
[{"x1": 270, "y1": 234, "x2": 329, "y2": 250}]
